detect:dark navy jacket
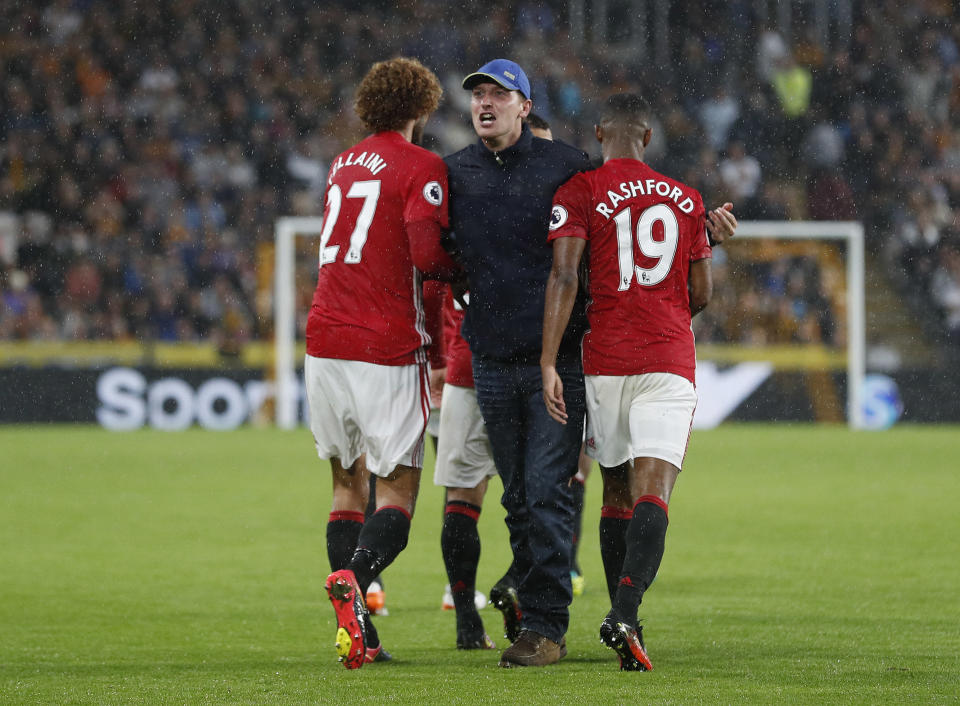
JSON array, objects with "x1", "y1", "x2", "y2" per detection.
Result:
[{"x1": 445, "y1": 125, "x2": 592, "y2": 364}]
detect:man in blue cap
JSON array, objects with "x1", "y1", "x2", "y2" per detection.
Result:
[{"x1": 443, "y1": 59, "x2": 593, "y2": 667}]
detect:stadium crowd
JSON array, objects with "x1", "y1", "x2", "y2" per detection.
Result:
[{"x1": 1, "y1": 1, "x2": 959, "y2": 351}]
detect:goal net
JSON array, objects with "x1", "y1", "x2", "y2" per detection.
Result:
[{"x1": 273, "y1": 218, "x2": 865, "y2": 429}]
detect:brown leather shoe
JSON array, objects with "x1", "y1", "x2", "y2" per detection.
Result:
[{"x1": 498, "y1": 630, "x2": 564, "y2": 667}]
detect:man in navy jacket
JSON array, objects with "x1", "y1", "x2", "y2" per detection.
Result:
[{"x1": 444, "y1": 59, "x2": 592, "y2": 667}]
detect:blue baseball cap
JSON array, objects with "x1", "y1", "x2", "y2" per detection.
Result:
[{"x1": 462, "y1": 59, "x2": 531, "y2": 100}]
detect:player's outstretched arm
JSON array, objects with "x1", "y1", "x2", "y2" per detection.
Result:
[
  {"x1": 706, "y1": 202, "x2": 737, "y2": 246},
  {"x1": 541, "y1": 236, "x2": 587, "y2": 424}
]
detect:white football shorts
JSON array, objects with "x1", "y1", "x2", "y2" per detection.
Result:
[
  {"x1": 426, "y1": 405, "x2": 440, "y2": 438},
  {"x1": 584, "y1": 372, "x2": 697, "y2": 470},
  {"x1": 432, "y1": 383, "x2": 497, "y2": 488},
  {"x1": 304, "y1": 354, "x2": 429, "y2": 476}
]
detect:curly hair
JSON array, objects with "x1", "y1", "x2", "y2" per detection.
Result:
[{"x1": 354, "y1": 57, "x2": 443, "y2": 133}]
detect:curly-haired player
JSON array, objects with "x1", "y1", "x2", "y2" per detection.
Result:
[
  {"x1": 353, "y1": 56, "x2": 443, "y2": 138},
  {"x1": 309, "y1": 57, "x2": 459, "y2": 670}
]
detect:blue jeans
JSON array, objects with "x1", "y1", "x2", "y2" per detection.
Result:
[{"x1": 473, "y1": 357, "x2": 585, "y2": 644}]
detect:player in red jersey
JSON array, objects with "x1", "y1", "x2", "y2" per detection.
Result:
[
  {"x1": 307, "y1": 57, "x2": 459, "y2": 670},
  {"x1": 540, "y1": 93, "x2": 734, "y2": 671},
  {"x1": 432, "y1": 287, "x2": 497, "y2": 646}
]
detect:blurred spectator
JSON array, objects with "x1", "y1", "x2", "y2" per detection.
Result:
[
  {"x1": 813, "y1": 50, "x2": 856, "y2": 118},
  {"x1": 806, "y1": 168, "x2": 857, "y2": 221},
  {"x1": 801, "y1": 108, "x2": 845, "y2": 170},
  {"x1": 929, "y1": 241, "x2": 960, "y2": 343},
  {"x1": 719, "y1": 140, "x2": 762, "y2": 218},
  {"x1": 901, "y1": 46, "x2": 951, "y2": 123},
  {"x1": 516, "y1": 1, "x2": 554, "y2": 39},
  {"x1": 752, "y1": 182, "x2": 791, "y2": 220},
  {"x1": 771, "y1": 53, "x2": 812, "y2": 119},
  {"x1": 756, "y1": 25, "x2": 789, "y2": 82},
  {"x1": 892, "y1": 188, "x2": 947, "y2": 287},
  {"x1": 730, "y1": 88, "x2": 779, "y2": 168},
  {"x1": 698, "y1": 84, "x2": 740, "y2": 152},
  {"x1": 770, "y1": 53, "x2": 813, "y2": 161}
]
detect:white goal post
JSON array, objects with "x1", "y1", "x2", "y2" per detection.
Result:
[
  {"x1": 274, "y1": 217, "x2": 327, "y2": 429},
  {"x1": 274, "y1": 218, "x2": 865, "y2": 429}
]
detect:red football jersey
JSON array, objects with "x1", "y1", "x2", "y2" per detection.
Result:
[
  {"x1": 548, "y1": 159, "x2": 711, "y2": 382},
  {"x1": 306, "y1": 131, "x2": 449, "y2": 365},
  {"x1": 442, "y1": 289, "x2": 474, "y2": 388},
  {"x1": 422, "y1": 280, "x2": 448, "y2": 369}
]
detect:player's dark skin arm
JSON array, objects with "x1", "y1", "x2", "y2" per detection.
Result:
[
  {"x1": 541, "y1": 235, "x2": 587, "y2": 424},
  {"x1": 689, "y1": 258, "x2": 712, "y2": 316}
]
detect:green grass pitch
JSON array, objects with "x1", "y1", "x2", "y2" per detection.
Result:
[{"x1": 1, "y1": 424, "x2": 958, "y2": 704}]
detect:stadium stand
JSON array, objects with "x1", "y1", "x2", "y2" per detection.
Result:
[{"x1": 1, "y1": 1, "x2": 958, "y2": 357}]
